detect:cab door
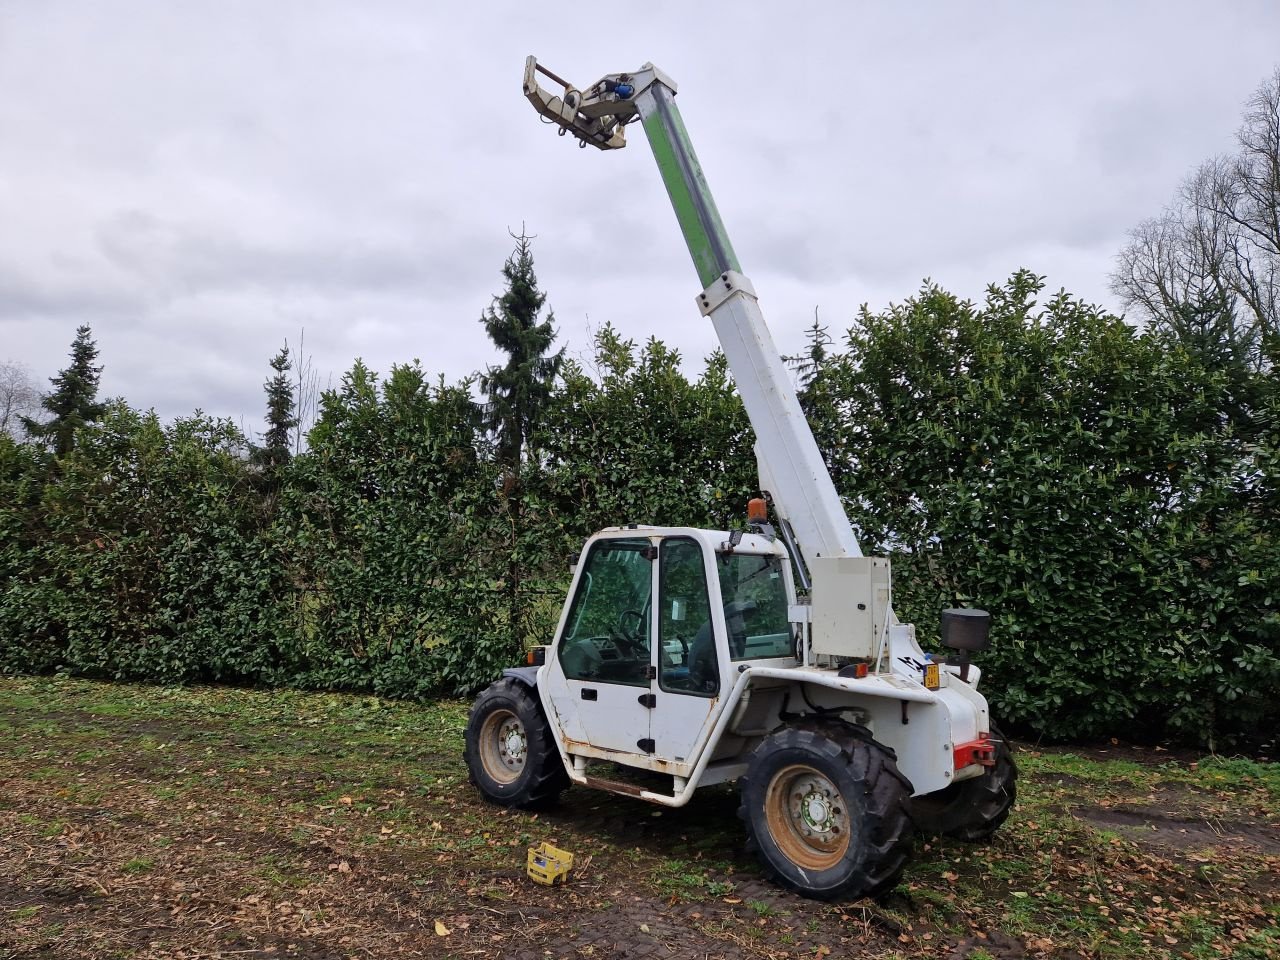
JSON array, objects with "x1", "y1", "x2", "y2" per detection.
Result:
[
  {"x1": 550, "y1": 536, "x2": 654, "y2": 758},
  {"x1": 652, "y1": 537, "x2": 722, "y2": 765}
]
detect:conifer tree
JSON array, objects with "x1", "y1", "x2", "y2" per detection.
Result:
[
  {"x1": 479, "y1": 230, "x2": 564, "y2": 651},
  {"x1": 257, "y1": 345, "x2": 297, "y2": 473},
  {"x1": 785, "y1": 309, "x2": 847, "y2": 490},
  {"x1": 479, "y1": 231, "x2": 564, "y2": 471},
  {"x1": 23, "y1": 324, "x2": 106, "y2": 457},
  {"x1": 1165, "y1": 290, "x2": 1261, "y2": 433},
  {"x1": 787, "y1": 308, "x2": 832, "y2": 390}
]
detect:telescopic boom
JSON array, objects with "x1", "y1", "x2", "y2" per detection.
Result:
[{"x1": 524, "y1": 57, "x2": 864, "y2": 573}]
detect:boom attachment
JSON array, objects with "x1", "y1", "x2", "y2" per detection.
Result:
[{"x1": 522, "y1": 56, "x2": 669, "y2": 151}]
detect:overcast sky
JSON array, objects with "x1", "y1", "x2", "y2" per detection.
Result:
[{"x1": 3, "y1": 1, "x2": 1278, "y2": 439}]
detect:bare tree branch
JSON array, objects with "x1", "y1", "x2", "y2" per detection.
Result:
[
  {"x1": 289, "y1": 328, "x2": 321, "y2": 456},
  {"x1": 1111, "y1": 67, "x2": 1280, "y2": 364},
  {"x1": 0, "y1": 360, "x2": 41, "y2": 439}
]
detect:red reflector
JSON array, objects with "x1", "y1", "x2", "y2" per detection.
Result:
[
  {"x1": 954, "y1": 736, "x2": 997, "y2": 770},
  {"x1": 854, "y1": 662, "x2": 869, "y2": 678}
]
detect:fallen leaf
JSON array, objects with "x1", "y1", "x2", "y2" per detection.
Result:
[
  {"x1": 434, "y1": 920, "x2": 450, "y2": 936},
  {"x1": 640, "y1": 923, "x2": 650, "y2": 934}
]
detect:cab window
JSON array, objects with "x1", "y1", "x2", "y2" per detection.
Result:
[
  {"x1": 658, "y1": 538, "x2": 718, "y2": 696},
  {"x1": 557, "y1": 538, "x2": 652, "y2": 686},
  {"x1": 717, "y1": 553, "x2": 793, "y2": 661}
]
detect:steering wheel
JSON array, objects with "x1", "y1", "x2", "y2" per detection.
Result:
[
  {"x1": 611, "y1": 609, "x2": 648, "y2": 657},
  {"x1": 618, "y1": 609, "x2": 645, "y2": 636}
]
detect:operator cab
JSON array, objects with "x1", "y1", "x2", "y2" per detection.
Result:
[
  {"x1": 543, "y1": 526, "x2": 796, "y2": 775},
  {"x1": 557, "y1": 527, "x2": 795, "y2": 685}
]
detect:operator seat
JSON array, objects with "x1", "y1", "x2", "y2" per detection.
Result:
[{"x1": 685, "y1": 600, "x2": 755, "y2": 693}]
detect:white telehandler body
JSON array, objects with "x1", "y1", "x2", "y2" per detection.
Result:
[{"x1": 463, "y1": 59, "x2": 1016, "y2": 900}]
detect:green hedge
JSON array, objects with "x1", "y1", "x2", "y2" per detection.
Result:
[
  {"x1": 2, "y1": 280, "x2": 1275, "y2": 746},
  {"x1": 826, "y1": 273, "x2": 1278, "y2": 744}
]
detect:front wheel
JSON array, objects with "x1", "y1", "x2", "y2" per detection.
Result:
[
  {"x1": 739, "y1": 723, "x2": 914, "y2": 900},
  {"x1": 464, "y1": 679, "x2": 568, "y2": 809},
  {"x1": 911, "y1": 723, "x2": 1017, "y2": 841}
]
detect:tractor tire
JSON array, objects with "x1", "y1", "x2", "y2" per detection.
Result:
[
  {"x1": 739, "y1": 722, "x2": 914, "y2": 901},
  {"x1": 464, "y1": 678, "x2": 568, "y2": 810},
  {"x1": 911, "y1": 723, "x2": 1017, "y2": 842}
]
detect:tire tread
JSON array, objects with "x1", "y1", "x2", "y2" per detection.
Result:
[
  {"x1": 464, "y1": 678, "x2": 569, "y2": 809},
  {"x1": 738, "y1": 718, "x2": 914, "y2": 901}
]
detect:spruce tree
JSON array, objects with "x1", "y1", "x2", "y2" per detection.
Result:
[
  {"x1": 785, "y1": 308, "x2": 834, "y2": 424},
  {"x1": 23, "y1": 324, "x2": 106, "y2": 457},
  {"x1": 479, "y1": 230, "x2": 564, "y2": 469},
  {"x1": 1165, "y1": 290, "x2": 1262, "y2": 434},
  {"x1": 786, "y1": 309, "x2": 847, "y2": 492},
  {"x1": 479, "y1": 230, "x2": 564, "y2": 651},
  {"x1": 257, "y1": 345, "x2": 297, "y2": 473}
]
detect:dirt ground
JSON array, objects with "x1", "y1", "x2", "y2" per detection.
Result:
[{"x1": 1, "y1": 678, "x2": 1277, "y2": 959}]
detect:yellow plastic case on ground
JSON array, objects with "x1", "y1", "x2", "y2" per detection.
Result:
[{"x1": 527, "y1": 842, "x2": 574, "y2": 885}]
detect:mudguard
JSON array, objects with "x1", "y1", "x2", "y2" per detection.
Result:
[{"x1": 502, "y1": 666, "x2": 541, "y2": 689}]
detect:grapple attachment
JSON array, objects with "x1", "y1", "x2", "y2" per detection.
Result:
[{"x1": 522, "y1": 55, "x2": 642, "y2": 150}]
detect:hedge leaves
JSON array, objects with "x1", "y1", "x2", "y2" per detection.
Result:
[{"x1": 2, "y1": 274, "x2": 1275, "y2": 746}]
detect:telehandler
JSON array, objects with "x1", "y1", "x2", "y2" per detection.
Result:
[{"x1": 463, "y1": 58, "x2": 1016, "y2": 900}]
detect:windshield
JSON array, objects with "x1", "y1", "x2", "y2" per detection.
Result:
[{"x1": 716, "y1": 552, "x2": 793, "y2": 660}]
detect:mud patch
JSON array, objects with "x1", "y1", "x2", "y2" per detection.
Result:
[
  {"x1": 946, "y1": 931, "x2": 1028, "y2": 959},
  {"x1": 1071, "y1": 804, "x2": 1280, "y2": 853},
  {"x1": 945, "y1": 930, "x2": 1090, "y2": 960}
]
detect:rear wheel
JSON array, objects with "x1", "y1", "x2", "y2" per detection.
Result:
[
  {"x1": 739, "y1": 723, "x2": 913, "y2": 900},
  {"x1": 912, "y1": 723, "x2": 1016, "y2": 841},
  {"x1": 464, "y1": 679, "x2": 568, "y2": 809}
]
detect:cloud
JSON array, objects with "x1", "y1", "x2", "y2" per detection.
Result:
[{"x1": 2, "y1": 0, "x2": 1278, "y2": 437}]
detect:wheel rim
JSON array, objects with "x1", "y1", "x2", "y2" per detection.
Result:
[
  {"x1": 479, "y1": 709, "x2": 527, "y2": 785},
  {"x1": 764, "y1": 763, "x2": 851, "y2": 870}
]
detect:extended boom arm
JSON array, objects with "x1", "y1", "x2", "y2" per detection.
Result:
[{"x1": 524, "y1": 57, "x2": 863, "y2": 570}]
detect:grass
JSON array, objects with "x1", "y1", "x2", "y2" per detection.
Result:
[{"x1": 0, "y1": 674, "x2": 1275, "y2": 960}]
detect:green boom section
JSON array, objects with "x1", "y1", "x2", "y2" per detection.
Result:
[{"x1": 640, "y1": 86, "x2": 741, "y2": 288}]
